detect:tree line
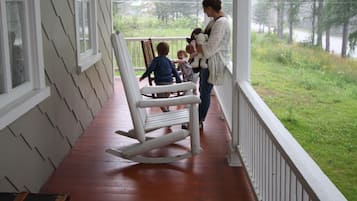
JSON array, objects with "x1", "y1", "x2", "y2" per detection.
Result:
[
  {"x1": 253, "y1": 0, "x2": 357, "y2": 57},
  {"x1": 112, "y1": 0, "x2": 232, "y2": 27}
]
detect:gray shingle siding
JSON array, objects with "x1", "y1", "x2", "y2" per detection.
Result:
[{"x1": 0, "y1": 0, "x2": 113, "y2": 192}]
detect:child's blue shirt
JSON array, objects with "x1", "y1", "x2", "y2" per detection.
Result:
[{"x1": 141, "y1": 55, "x2": 182, "y2": 84}]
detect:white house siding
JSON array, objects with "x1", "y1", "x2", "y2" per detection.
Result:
[{"x1": 0, "y1": 0, "x2": 113, "y2": 192}]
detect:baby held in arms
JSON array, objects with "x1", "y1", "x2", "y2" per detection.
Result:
[{"x1": 186, "y1": 27, "x2": 208, "y2": 73}]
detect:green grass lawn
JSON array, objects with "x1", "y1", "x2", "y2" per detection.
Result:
[{"x1": 251, "y1": 33, "x2": 357, "y2": 200}]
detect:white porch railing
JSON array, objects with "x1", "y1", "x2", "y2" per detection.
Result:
[
  {"x1": 124, "y1": 37, "x2": 188, "y2": 71},
  {"x1": 231, "y1": 80, "x2": 347, "y2": 201}
]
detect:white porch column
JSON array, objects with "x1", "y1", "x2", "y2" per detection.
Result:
[{"x1": 227, "y1": 0, "x2": 251, "y2": 166}]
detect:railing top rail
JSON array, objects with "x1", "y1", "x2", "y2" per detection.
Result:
[
  {"x1": 125, "y1": 36, "x2": 188, "y2": 41},
  {"x1": 236, "y1": 80, "x2": 347, "y2": 201}
]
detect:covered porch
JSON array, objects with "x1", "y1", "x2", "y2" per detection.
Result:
[
  {"x1": 41, "y1": 78, "x2": 255, "y2": 201},
  {"x1": 42, "y1": 1, "x2": 347, "y2": 201}
]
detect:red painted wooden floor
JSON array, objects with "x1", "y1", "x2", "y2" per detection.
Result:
[{"x1": 41, "y1": 78, "x2": 255, "y2": 201}]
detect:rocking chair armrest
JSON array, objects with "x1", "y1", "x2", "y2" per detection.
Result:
[
  {"x1": 137, "y1": 95, "x2": 201, "y2": 108},
  {"x1": 140, "y1": 82, "x2": 196, "y2": 94}
]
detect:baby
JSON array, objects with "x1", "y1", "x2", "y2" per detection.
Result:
[
  {"x1": 175, "y1": 50, "x2": 199, "y2": 83},
  {"x1": 186, "y1": 28, "x2": 208, "y2": 72}
]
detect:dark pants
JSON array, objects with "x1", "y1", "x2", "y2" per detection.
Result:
[{"x1": 199, "y1": 68, "x2": 213, "y2": 122}]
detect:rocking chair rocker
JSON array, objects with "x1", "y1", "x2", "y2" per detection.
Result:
[{"x1": 106, "y1": 32, "x2": 201, "y2": 163}]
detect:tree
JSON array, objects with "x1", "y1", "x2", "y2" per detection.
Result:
[
  {"x1": 325, "y1": 25, "x2": 331, "y2": 52},
  {"x1": 287, "y1": 0, "x2": 302, "y2": 43},
  {"x1": 154, "y1": 2, "x2": 171, "y2": 23},
  {"x1": 112, "y1": 1, "x2": 130, "y2": 17},
  {"x1": 311, "y1": 0, "x2": 316, "y2": 45},
  {"x1": 154, "y1": 0, "x2": 202, "y2": 24},
  {"x1": 315, "y1": 0, "x2": 324, "y2": 47},
  {"x1": 276, "y1": 0, "x2": 285, "y2": 38},
  {"x1": 319, "y1": 0, "x2": 331, "y2": 52},
  {"x1": 253, "y1": 0, "x2": 272, "y2": 33},
  {"x1": 325, "y1": 0, "x2": 357, "y2": 57}
]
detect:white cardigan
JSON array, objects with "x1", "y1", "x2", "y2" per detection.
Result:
[{"x1": 201, "y1": 16, "x2": 231, "y2": 85}]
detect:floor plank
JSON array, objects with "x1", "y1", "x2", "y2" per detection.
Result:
[{"x1": 41, "y1": 78, "x2": 256, "y2": 201}]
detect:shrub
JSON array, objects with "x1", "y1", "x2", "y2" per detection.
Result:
[{"x1": 252, "y1": 33, "x2": 357, "y2": 84}]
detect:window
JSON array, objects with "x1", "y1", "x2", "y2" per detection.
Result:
[
  {"x1": 0, "y1": 0, "x2": 50, "y2": 129},
  {"x1": 75, "y1": 0, "x2": 101, "y2": 72}
]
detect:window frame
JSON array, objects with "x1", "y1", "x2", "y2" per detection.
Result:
[
  {"x1": 75, "y1": 0, "x2": 101, "y2": 73},
  {"x1": 0, "y1": 0, "x2": 50, "y2": 130}
]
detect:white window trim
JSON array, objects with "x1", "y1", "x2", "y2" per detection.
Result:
[
  {"x1": 75, "y1": 0, "x2": 101, "y2": 73},
  {"x1": 0, "y1": 0, "x2": 50, "y2": 130}
]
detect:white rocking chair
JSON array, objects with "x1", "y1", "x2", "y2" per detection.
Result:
[{"x1": 106, "y1": 32, "x2": 201, "y2": 163}]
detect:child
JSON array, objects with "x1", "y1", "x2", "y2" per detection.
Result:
[
  {"x1": 139, "y1": 42, "x2": 182, "y2": 112},
  {"x1": 174, "y1": 50, "x2": 199, "y2": 94},
  {"x1": 186, "y1": 27, "x2": 208, "y2": 72}
]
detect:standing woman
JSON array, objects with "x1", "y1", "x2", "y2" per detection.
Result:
[{"x1": 196, "y1": 0, "x2": 231, "y2": 128}]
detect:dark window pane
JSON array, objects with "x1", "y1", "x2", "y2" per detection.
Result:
[{"x1": 6, "y1": 1, "x2": 27, "y2": 88}]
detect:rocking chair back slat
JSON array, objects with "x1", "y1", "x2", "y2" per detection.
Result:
[
  {"x1": 141, "y1": 39, "x2": 156, "y2": 86},
  {"x1": 111, "y1": 32, "x2": 147, "y2": 142}
]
